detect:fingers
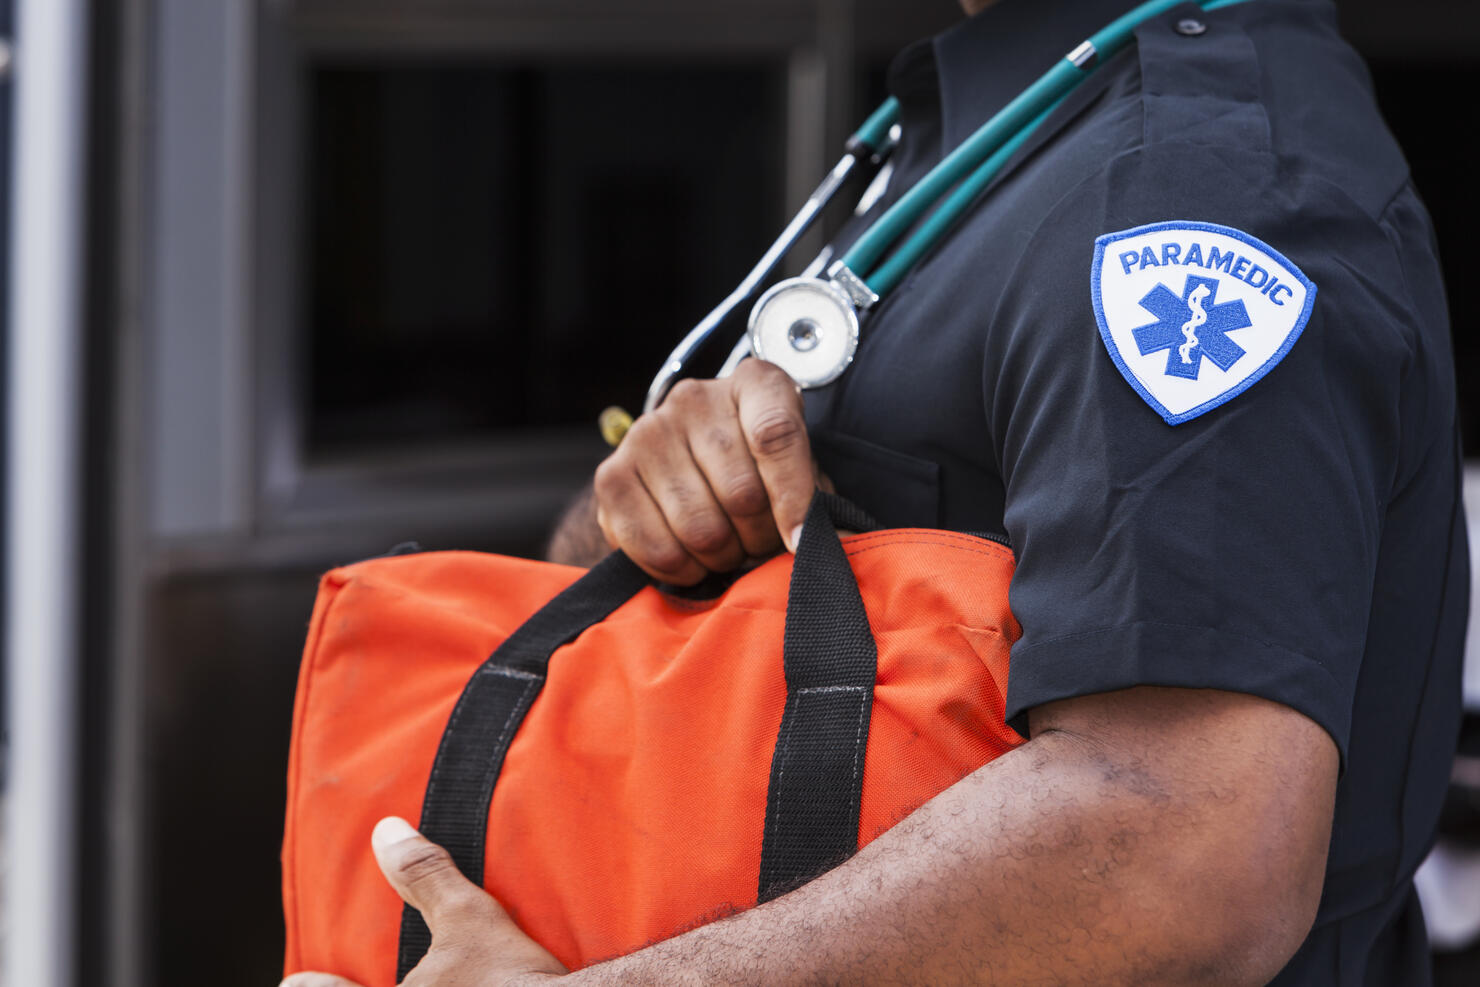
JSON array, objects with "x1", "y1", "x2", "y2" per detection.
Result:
[
  {"x1": 683, "y1": 401, "x2": 779, "y2": 561},
  {"x1": 594, "y1": 363, "x2": 816, "y2": 583},
  {"x1": 629, "y1": 401, "x2": 749, "y2": 575},
  {"x1": 732, "y1": 360, "x2": 814, "y2": 552},
  {"x1": 595, "y1": 441, "x2": 710, "y2": 585},
  {"x1": 595, "y1": 383, "x2": 755, "y2": 584},
  {"x1": 370, "y1": 816, "x2": 496, "y2": 930},
  {"x1": 280, "y1": 974, "x2": 361, "y2": 987}
]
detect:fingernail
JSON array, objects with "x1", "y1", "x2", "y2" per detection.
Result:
[
  {"x1": 788, "y1": 525, "x2": 804, "y2": 553},
  {"x1": 372, "y1": 815, "x2": 419, "y2": 851}
]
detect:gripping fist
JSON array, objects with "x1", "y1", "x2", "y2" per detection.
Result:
[{"x1": 594, "y1": 360, "x2": 823, "y2": 585}]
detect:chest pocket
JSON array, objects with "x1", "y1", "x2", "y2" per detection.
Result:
[{"x1": 811, "y1": 428, "x2": 942, "y2": 529}]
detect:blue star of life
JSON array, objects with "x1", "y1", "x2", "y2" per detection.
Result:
[
  {"x1": 1091, "y1": 220, "x2": 1318, "y2": 425},
  {"x1": 1131, "y1": 275, "x2": 1252, "y2": 380}
]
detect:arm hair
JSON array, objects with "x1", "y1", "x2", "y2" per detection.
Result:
[{"x1": 565, "y1": 687, "x2": 1336, "y2": 986}]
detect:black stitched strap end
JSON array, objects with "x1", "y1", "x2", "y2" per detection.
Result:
[
  {"x1": 758, "y1": 494, "x2": 879, "y2": 901},
  {"x1": 395, "y1": 666, "x2": 544, "y2": 974},
  {"x1": 395, "y1": 551, "x2": 649, "y2": 982},
  {"x1": 757, "y1": 683, "x2": 873, "y2": 901}
]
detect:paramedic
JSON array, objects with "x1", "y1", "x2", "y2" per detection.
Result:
[{"x1": 284, "y1": 0, "x2": 1467, "y2": 983}]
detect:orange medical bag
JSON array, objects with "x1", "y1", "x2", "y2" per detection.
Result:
[{"x1": 281, "y1": 494, "x2": 1024, "y2": 985}]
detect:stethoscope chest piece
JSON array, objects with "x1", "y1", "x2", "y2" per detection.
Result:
[{"x1": 747, "y1": 277, "x2": 859, "y2": 389}]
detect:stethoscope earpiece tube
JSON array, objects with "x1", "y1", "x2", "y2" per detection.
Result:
[
  {"x1": 845, "y1": 97, "x2": 902, "y2": 158},
  {"x1": 626, "y1": 0, "x2": 1256, "y2": 432},
  {"x1": 640, "y1": 121, "x2": 898, "y2": 416}
]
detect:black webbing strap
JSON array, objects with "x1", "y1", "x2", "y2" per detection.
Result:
[
  {"x1": 395, "y1": 492, "x2": 883, "y2": 979},
  {"x1": 757, "y1": 492, "x2": 881, "y2": 902},
  {"x1": 395, "y1": 550, "x2": 650, "y2": 981}
]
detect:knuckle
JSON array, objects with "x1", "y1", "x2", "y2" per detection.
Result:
[
  {"x1": 717, "y1": 473, "x2": 768, "y2": 517},
  {"x1": 737, "y1": 357, "x2": 780, "y2": 383},
  {"x1": 753, "y1": 359, "x2": 791, "y2": 384},
  {"x1": 627, "y1": 409, "x2": 679, "y2": 451},
  {"x1": 592, "y1": 456, "x2": 630, "y2": 498},
  {"x1": 618, "y1": 412, "x2": 657, "y2": 448},
  {"x1": 747, "y1": 409, "x2": 806, "y2": 459},
  {"x1": 592, "y1": 457, "x2": 615, "y2": 490},
  {"x1": 697, "y1": 425, "x2": 737, "y2": 456},
  {"x1": 436, "y1": 893, "x2": 492, "y2": 930},
  {"x1": 397, "y1": 842, "x2": 459, "y2": 887},
  {"x1": 666, "y1": 378, "x2": 707, "y2": 409},
  {"x1": 610, "y1": 412, "x2": 684, "y2": 468},
  {"x1": 643, "y1": 539, "x2": 692, "y2": 577},
  {"x1": 732, "y1": 358, "x2": 760, "y2": 383},
  {"x1": 743, "y1": 358, "x2": 799, "y2": 393},
  {"x1": 675, "y1": 513, "x2": 731, "y2": 554}
]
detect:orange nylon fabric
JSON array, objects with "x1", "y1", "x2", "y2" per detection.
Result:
[{"x1": 282, "y1": 529, "x2": 1023, "y2": 984}]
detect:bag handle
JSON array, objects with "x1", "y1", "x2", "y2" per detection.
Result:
[
  {"x1": 757, "y1": 492, "x2": 880, "y2": 901},
  {"x1": 396, "y1": 492, "x2": 882, "y2": 980}
]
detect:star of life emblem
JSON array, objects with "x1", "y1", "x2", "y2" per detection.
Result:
[{"x1": 1091, "y1": 220, "x2": 1317, "y2": 425}]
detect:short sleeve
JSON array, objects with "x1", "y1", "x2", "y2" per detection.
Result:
[{"x1": 986, "y1": 141, "x2": 1415, "y2": 761}]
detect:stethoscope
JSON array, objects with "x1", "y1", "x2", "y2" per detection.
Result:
[{"x1": 602, "y1": 0, "x2": 1250, "y2": 445}]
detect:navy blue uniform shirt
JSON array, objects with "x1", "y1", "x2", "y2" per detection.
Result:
[{"x1": 805, "y1": 0, "x2": 1468, "y2": 981}]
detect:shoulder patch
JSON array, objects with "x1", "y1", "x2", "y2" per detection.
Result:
[{"x1": 1090, "y1": 220, "x2": 1316, "y2": 426}]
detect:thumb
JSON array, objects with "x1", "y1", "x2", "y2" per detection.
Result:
[
  {"x1": 371, "y1": 816, "x2": 491, "y2": 928},
  {"x1": 732, "y1": 360, "x2": 815, "y2": 552}
]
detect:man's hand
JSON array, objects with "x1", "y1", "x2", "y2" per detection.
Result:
[
  {"x1": 280, "y1": 817, "x2": 566, "y2": 987},
  {"x1": 592, "y1": 359, "x2": 819, "y2": 584}
]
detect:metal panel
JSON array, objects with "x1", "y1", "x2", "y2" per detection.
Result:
[
  {"x1": 5, "y1": 0, "x2": 88, "y2": 982},
  {"x1": 149, "y1": 0, "x2": 254, "y2": 538}
]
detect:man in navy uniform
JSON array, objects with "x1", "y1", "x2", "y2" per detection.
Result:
[{"x1": 288, "y1": 0, "x2": 1466, "y2": 983}]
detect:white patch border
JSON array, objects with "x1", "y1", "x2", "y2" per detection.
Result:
[{"x1": 1090, "y1": 220, "x2": 1318, "y2": 426}]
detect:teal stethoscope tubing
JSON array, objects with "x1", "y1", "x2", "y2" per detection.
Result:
[
  {"x1": 640, "y1": 0, "x2": 1255, "y2": 415},
  {"x1": 639, "y1": 94, "x2": 900, "y2": 414},
  {"x1": 841, "y1": 0, "x2": 1253, "y2": 300}
]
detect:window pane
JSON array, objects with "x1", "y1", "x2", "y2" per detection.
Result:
[{"x1": 304, "y1": 59, "x2": 787, "y2": 454}]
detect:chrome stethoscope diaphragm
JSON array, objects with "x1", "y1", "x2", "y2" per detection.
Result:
[
  {"x1": 747, "y1": 277, "x2": 860, "y2": 390},
  {"x1": 606, "y1": 0, "x2": 1252, "y2": 447}
]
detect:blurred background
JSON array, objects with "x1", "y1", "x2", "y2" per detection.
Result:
[{"x1": 0, "y1": 0, "x2": 1476, "y2": 984}]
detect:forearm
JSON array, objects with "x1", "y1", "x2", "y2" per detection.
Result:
[
  {"x1": 569, "y1": 690, "x2": 1332, "y2": 986},
  {"x1": 573, "y1": 732, "x2": 1180, "y2": 986},
  {"x1": 545, "y1": 483, "x2": 612, "y2": 567}
]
